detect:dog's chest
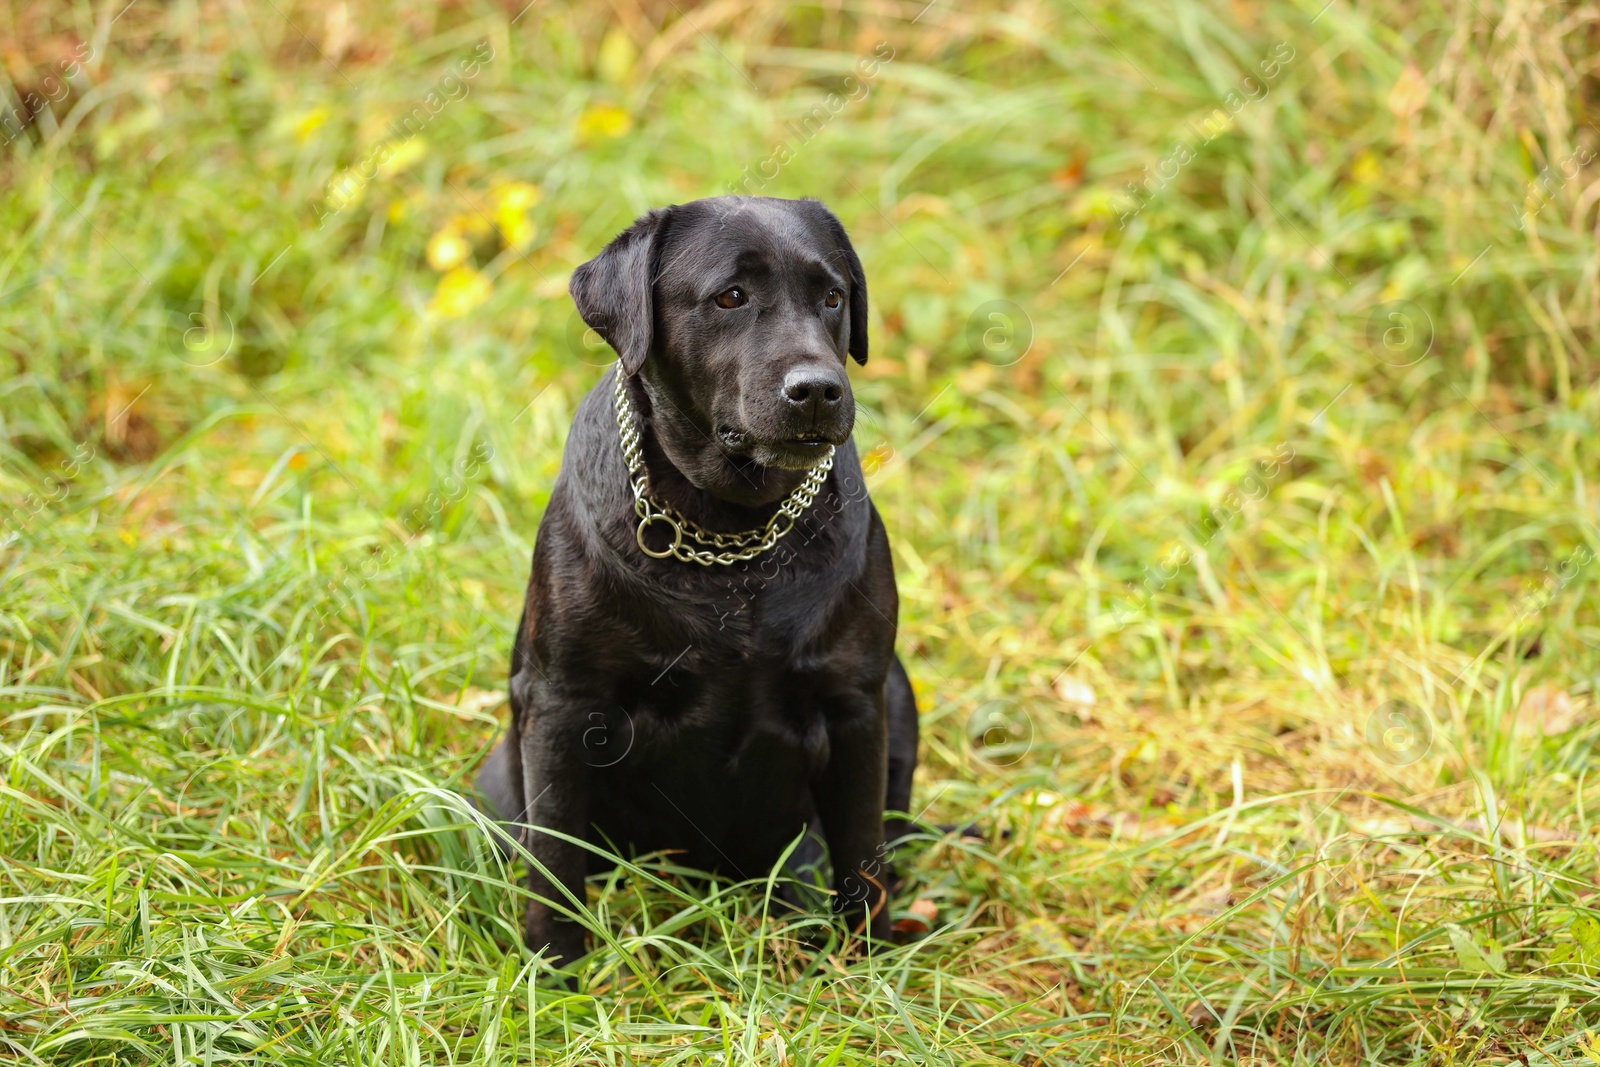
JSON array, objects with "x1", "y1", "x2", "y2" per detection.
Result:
[
  {"x1": 582, "y1": 655, "x2": 836, "y2": 870},
  {"x1": 606, "y1": 651, "x2": 833, "y2": 776}
]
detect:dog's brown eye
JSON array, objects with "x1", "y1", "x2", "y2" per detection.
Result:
[
  {"x1": 825, "y1": 288, "x2": 842, "y2": 309},
  {"x1": 715, "y1": 288, "x2": 747, "y2": 309}
]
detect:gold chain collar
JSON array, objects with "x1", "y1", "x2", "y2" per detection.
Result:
[{"x1": 612, "y1": 371, "x2": 836, "y2": 566}]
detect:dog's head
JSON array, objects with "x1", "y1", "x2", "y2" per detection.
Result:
[{"x1": 571, "y1": 196, "x2": 866, "y2": 495}]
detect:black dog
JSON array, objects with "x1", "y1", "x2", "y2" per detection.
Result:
[{"x1": 475, "y1": 195, "x2": 918, "y2": 969}]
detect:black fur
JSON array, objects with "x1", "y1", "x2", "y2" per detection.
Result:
[{"x1": 476, "y1": 195, "x2": 918, "y2": 970}]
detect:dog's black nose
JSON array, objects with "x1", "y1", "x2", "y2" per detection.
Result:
[{"x1": 782, "y1": 368, "x2": 845, "y2": 407}]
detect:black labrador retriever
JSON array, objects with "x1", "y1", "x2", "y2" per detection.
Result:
[{"x1": 475, "y1": 194, "x2": 918, "y2": 969}]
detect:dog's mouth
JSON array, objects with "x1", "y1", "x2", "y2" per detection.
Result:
[{"x1": 717, "y1": 426, "x2": 846, "y2": 470}]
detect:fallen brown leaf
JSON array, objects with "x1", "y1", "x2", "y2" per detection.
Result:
[
  {"x1": 893, "y1": 898, "x2": 939, "y2": 934},
  {"x1": 1387, "y1": 63, "x2": 1428, "y2": 119},
  {"x1": 1054, "y1": 673, "x2": 1096, "y2": 722},
  {"x1": 1517, "y1": 685, "x2": 1582, "y2": 737},
  {"x1": 453, "y1": 687, "x2": 507, "y2": 714}
]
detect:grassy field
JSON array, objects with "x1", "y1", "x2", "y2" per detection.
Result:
[{"x1": 4, "y1": 0, "x2": 1600, "y2": 1062}]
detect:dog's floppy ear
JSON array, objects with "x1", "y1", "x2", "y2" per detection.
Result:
[
  {"x1": 569, "y1": 208, "x2": 671, "y2": 376},
  {"x1": 804, "y1": 200, "x2": 869, "y2": 365}
]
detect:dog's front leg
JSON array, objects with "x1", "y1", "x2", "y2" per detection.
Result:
[
  {"x1": 513, "y1": 670, "x2": 594, "y2": 971},
  {"x1": 813, "y1": 692, "x2": 891, "y2": 943}
]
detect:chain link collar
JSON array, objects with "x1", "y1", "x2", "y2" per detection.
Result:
[{"x1": 613, "y1": 371, "x2": 836, "y2": 566}]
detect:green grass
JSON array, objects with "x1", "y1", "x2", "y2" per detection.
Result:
[{"x1": 4, "y1": 0, "x2": 1600, "y2": 1062}]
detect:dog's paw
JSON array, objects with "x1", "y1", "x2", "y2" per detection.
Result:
[
  {"x1": 524, "y1": 906, "x2": 587, "y2": 981},
  {"x1": 830, "y1": 893, "x2": 893, "y2": 952}
]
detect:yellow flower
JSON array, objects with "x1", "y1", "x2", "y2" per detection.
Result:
[
  {"x1": 1351, "y1": 150, "x2": 1381, "y2": 185},
  {"x1": 383, "y1": 136, "x2": 428, "y2": 174},
  {"x1": 293, "y1": 105, "x2": 331, "y2": 142},
  {"x1": 429, "y1": 267, "x2": 492, "y2": 318},
  {"x1": 494, "y1": 181, "x2": 542, "y2": 213},
  {"x1": 493, "y1": 182, "x2": 541, "y2": 249},
  {"x1": 577, "y1": 103, "x2": 632, "y2": 142},
  {"x1": 498, "y1": 211, "x2": 536, "y2": 249},
  {"x1": 426, "y1": 227, "x2": 471, "y2": 271},
  {"x1": 324, "y1": 170, "x2": 367, "y2": 214},
  {"x1": 861, "y1": 442, "x2": 894, "y2": 475},
  {"x1": 596, "y1": 27, "x2": 638, "y2": 85}
]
